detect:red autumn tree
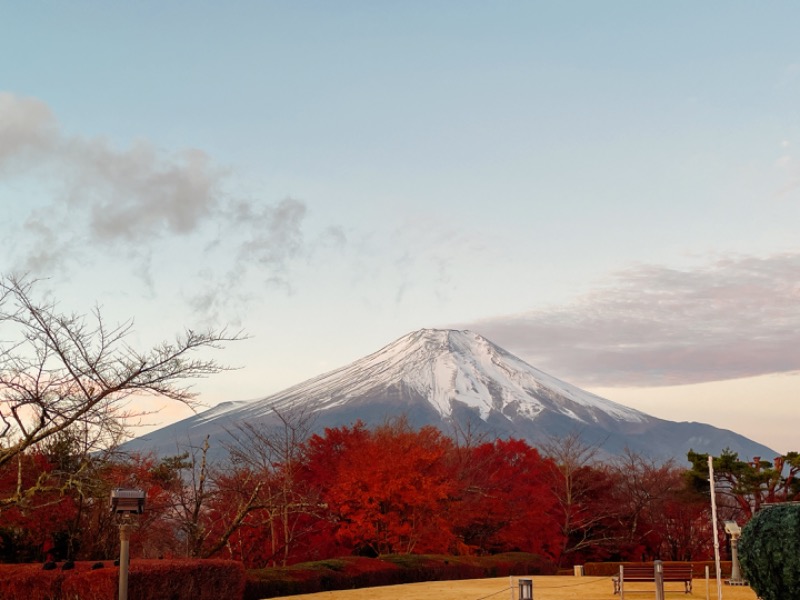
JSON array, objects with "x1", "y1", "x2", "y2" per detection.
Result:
[
  {"x1": 304, "y1": 419, "x2": 457, "y2": 556},
  {"x1": 0, "y1": 451, "x2": 78, "y2": 562},
  {"x1": 451, "y1": 438, "x2": 562, "y2": 558}
]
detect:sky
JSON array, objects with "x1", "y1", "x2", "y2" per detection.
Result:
[{"x1": 1, "y1": 2, "x2": 798, "y2": 455}]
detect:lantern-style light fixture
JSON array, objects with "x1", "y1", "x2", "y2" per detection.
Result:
[{"x1": 110, "y1": 488, "x2": 145, "y2": 515}]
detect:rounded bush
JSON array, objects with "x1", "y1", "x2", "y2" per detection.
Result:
[{"x1": 739, "y1": 503, "x2": 800, "y2": 600}]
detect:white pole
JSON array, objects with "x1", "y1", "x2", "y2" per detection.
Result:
[
  {"x1": 705, "y1": 565, "x2": 710, "y2": 600},
  {"x1": 708, "y1": 456, "x2": 723, "y2": 600}
]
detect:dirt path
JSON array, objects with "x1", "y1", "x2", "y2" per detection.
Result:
[{"x1": 262, "y1": 576, "x2": 759, "y2": 600}]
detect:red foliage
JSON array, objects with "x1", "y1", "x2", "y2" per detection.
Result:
[
  {"x1": 451, "y1": 439, "x2": 563, "y2": 558},
  {"x1": 0, "y1": 453, "x2": 79, "y2": 562},
  {"x1": 304, "y1": 421, "x2": 458, "y2": 555},
  {"x1": 0, "y1": 563, "x2": 68, "y2": 600},
  {"x1": 0, "y1": 559, "x2": 245, "y2": 600},
  {"x1": 1, "y1": 420, "x2": 739, "y2": 566}
]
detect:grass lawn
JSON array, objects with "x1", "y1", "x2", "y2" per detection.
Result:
[{"x1": 261, "y1": 576, "x2": 760, "y2": 600}]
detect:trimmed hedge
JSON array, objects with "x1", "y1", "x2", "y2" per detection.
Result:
[
  {"x1": 244, "y1": 552, "x2": 556, "y2": 600},
  {"x1": 244, "y1": 556, "x2": 402, "y2": 599},
  {"x1": 0, "y1": 559, "x2": 245, "y2": 600},
  {"x1": 0, "y1": 553, "x2": 554, "y2": 600},
  {"x1": 0, "y1": 563, "x2": 70, "y2": 600}
]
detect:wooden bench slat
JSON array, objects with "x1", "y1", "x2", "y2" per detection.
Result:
[{"x1": 612, "y1": 564, "x2": 693, "y2": 595}]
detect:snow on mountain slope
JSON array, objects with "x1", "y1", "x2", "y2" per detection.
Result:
[
  {"x1": 248, "y1": 329, "x2": 649, "y2": 425},
  {"x1": 123, "y1": 328, "x2": 777, "y2": 462}
]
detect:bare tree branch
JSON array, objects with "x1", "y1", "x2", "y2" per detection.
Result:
[{"x1": 0, "y1": 274, "x2": 243, "y2": 507}]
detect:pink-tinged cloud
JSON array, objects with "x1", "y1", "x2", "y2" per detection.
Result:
[{"x1": 458, "y1": 253, "x2": 800, "y2": 386}]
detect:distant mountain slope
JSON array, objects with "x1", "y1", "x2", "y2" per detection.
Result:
[{"x1": 122, "y1": 329, "x2": 777, "y2": 462}]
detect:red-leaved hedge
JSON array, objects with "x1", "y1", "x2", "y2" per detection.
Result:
[
  {"x1": 0, "y1": 559, "x2": 245, "y2": 600},
  {"x1": 0, "y1": 563, "x2": 70, "y2": 600},
  {"x1": 244, "y1": 552, "x2": 556, "y2": 600},
  {"x1": 0, "y1": 553, "x2": 553, "y2": 600}
]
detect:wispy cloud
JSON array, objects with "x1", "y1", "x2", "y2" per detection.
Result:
[
  {"x1": 458, "y1": 253, "x2": 800, "y2": 386},
  {"x1": 232, "y1": 198, "x2": 308, "y2": 289},
  {"x1": 775, "y1": 139, "x2": 799, "y2": 198},
  {"x1": 0, "y1": 92, "x2": 330, "y2": 311}
]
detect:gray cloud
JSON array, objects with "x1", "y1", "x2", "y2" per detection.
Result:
[
  {"x1": 1, "y1": 92, "x2": 225, "y2": 252},
  {"x1": 234, "y1": 198, "x2": 307, "y2": 275},
  {"x1": 75, "y1": 144, "x2": 223, "y2": 241},
  {"x1": 0, "y1": 93, "x2": 57, "y2": 170},
  {"x1": 457, "y1": 253, "x2": 800, "y2": 386},
  {"x1": 0, "y1": 93, "x2": 326, "y2": 306}
]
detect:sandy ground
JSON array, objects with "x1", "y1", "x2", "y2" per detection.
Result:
[{"x1": 263, "y1": 576, "x2": 759, "y2": 600}]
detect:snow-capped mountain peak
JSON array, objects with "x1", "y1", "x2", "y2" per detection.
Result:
[
  {"x1": 124, "y1": 328, "x2": 777, "y2": 462},
  {"x1": 259, "y1": 328, "x2": 648, "y2": 425}
]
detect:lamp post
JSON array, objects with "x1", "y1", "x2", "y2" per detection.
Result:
[
  {"x1": 724, "y1": 520, "x2": 744, "y2": 585},
  {"x1": 111, "y1": 489, "x2": 145, "y2": 600}
]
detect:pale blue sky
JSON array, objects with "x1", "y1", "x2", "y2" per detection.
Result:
[{"x1": 1, "y1": 2, "x2": 798, "y2": 453}]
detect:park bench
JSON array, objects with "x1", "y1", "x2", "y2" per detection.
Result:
[{"x1": 612, "y1": 563, "x2": 693, "y2": 594}]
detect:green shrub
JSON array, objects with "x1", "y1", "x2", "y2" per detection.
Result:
[{"x1": 739, "y1": 503, "x2": 800, "y2": 600}]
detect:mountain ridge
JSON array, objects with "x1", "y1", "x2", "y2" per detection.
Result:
[{"x1": 123, "y1": 328, "x2": 777, "y2": 462}]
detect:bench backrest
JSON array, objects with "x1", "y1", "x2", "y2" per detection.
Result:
[
  {"x1": 622, "y1": 566, "x2": 656, "y2": 577},
  {"x1": 621, "y1": 565, "x2": 693, "y2": 578}
]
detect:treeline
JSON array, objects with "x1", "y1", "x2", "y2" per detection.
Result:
[
  {"x1": 3, "y1": 412, "x2": 798, "y2": 569},
  {"x1": 2, "y1": 276, "x2": 797, "y2": 571}
]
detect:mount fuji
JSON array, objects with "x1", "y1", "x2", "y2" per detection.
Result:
[{"x1": 122, "y1": 329, "x2": 776, "y2": 462}]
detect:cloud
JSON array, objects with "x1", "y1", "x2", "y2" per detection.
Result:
[
  {"x1": 457, "y1": 253, "x2": 800, "y2": 387},
  {"x1": 0, "y1": 92, "x2": 327, "y2": 304},
  {"x1": 233, "y1": 198, "x2": 308, "y2": 279},
  {"x1": 77, "y1": 144, "x2": 222, "y2": 241},
  {"x1": 0, "y1": 93, "x2": 57, "y2": 169},
  {"x1": 1, "y1": 93, "x2": 226, "y2": 257}
]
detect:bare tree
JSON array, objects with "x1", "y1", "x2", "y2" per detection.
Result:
[
  {"x1": 0, "y1": 275, "x2": 242, "y2": 507},
  {"x1": 223, "y1": 407, "x2": 318, "y2": 566},
  {"x1": 539, "y1": 431, "x2": 619, "y2": 564},
  {"x1": 609, "y1": 449, "x2": 688, "y2": 559},
  {"x1": 161, "y1": 436, "x2": 217, "y2": 559}
]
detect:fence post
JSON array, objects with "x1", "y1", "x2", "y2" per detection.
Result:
[
  {"x1": 654, "y1": 560, "x2": 664, "y2": 600},
  {"x1": 518, "y1": 578, "x2": 533, "y2": 600}
]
